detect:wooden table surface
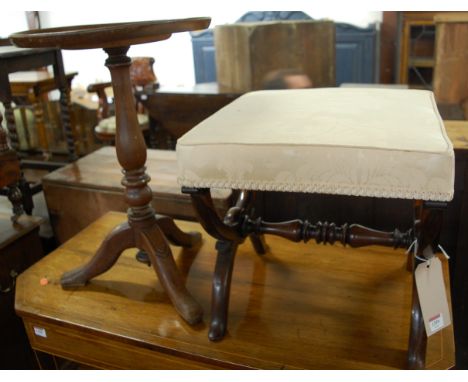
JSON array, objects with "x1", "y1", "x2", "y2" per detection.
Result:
[{"x1": 15, "y1": 212, "x2": 454, "y2": 369}]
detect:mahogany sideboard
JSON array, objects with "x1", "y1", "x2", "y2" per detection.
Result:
[{"x1": 15, "y1": 212, "x2": 454, "y2": 369}]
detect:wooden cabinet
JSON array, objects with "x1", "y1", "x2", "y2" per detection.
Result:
[{"x1": 191, "y1": 12, "x2": 378, "y2": 87}]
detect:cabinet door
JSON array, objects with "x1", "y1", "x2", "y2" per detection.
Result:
[
  {"x1": 336, "y1": 23, "x2": 377, "y2": 85},
  {"x1": 191, "y1": 30, "x2": 217, "y2": 83},
  {"x1": 192, "y1": 21, "x2": 378, "y2": 86}
]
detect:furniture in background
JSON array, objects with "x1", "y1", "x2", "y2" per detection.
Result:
[
  {"x1": 135, "y1": 83, "x2": 239, "y2": 149},
  {"x1": 0, "y1": 46, "x2": 77, "y2": 162},
  {"x1": 9, "y1": 70, "x2": 78, "y2": 156},
  {"x1": 0, "y1": 113, "x2": 26, "y2": 220},
  {"x1": 42, "y1": 146, "x2": 232, "y2": 244},
  {"x1": 87, "y1": 56, "x2": 158, "y2": 145},
  {"x1": 11, "y1": 18, "x2": 212, "y2": 327},
  {"x1": 433, "y1": 13, "x2": 468, "y2": 120},
  {"x1": 215, "y1": 20, "x2": 335, "y2": 92},
  {"x1": 1, "y1": 213, "x2": 43, "y2": 369},
  {"x1": 191, "y1": 11, "x2": 378, "y2": 87},
  {"x1": 397, "y1": 11, "x2": 438, "y2": 89},
  {"x1": 178, "y1": 88, "x2": 454, "y2": 369},
  {"x1": 15, "y1": 212, "x2": 454, "y2": 369}
]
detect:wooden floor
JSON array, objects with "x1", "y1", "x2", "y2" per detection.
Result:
[{"x1": 15, "y1": 212, "x2": 454, "y2": 369}]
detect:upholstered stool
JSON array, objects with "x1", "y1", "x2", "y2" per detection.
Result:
[{"x1": 177, "y1": 88, "x2": 454, "y2": 369}]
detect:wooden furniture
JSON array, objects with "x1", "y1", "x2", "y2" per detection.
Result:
[
  {"x1": 433, "y1": 13, "x2": 468, "y2": 119},
  {"x1": 215, "y1": 20, "x2": 335, "y2": 92},
  {"x1": 178, "y1": 88, "x2": 454, "y2": 369},
  {"x1": 9, "y1": 70, "x2": 78, "y2": 156},
  {"x1": 0, "y1": 113, "x2": 23, "y2": 220},
  {"x1": 42, "y1": 146, "x2": 232, "y2": 244},
  {"x1": 192, "y1": 11, "x2": 378, "y2": 86},
  {"x1": 135, "y1": 83, "x2": 239, "y2": 149},
  {"x1": 1, "y1": 213, "x2": 43, "y2": 369},
  {"x1": 88, "y1": 56, "x2": 158, "y2": 145},
  {"x1": 0, "y1": 46, "x2": 76, "y2": 160},
  {"x1": 398, "y1": 12, "x2": 438, "y2": 88},
  {"x1": 10, "y1": 18, "x2": 212, "y2": 326},
  {"x1": 15, "y1": 212, "x2": 454, "y2": 369}
]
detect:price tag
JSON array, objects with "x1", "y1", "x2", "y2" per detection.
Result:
[{"x1": 414, "y1": 256, "x2": 451, "y2": 336}]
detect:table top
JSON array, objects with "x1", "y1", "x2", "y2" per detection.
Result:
[
  {"x1": 10, "y1": 18, "x2": 211, "y2": 50},
  {"x1": 15, "y1": 212, "x2": 454, "y2": 369},
  {"x1": 0, "y1": 214, "x2": 43, "y2": 250},
  {"x1": 0, "y1": 46, "x2": 55, "y2": 58},
  {"x1": 9, "y1": 71, "x2": 77, "y2": 84}
]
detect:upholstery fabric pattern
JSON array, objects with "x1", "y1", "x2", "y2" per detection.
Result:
[{"x1": 177, "y1": 88, "x2": 454, "y2": 201}]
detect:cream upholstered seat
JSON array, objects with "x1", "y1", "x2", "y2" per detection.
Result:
[{"x1": 177, "y1": 88, "x2": 454, "y2": 202}]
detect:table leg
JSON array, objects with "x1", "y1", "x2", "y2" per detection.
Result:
[
  {"x1": 2, "y1": 100, "x2": 20, "y2": 151},
  {"x1": 30, "y1": 94, "x2": 50, "y2": 159}
]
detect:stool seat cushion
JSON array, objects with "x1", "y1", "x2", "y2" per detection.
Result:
[{"x1": 177, "y1": 88, "x2": 454, "y2": 201}]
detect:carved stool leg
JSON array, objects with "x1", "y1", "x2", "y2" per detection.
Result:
[
  {"x1": 138, "y1": 225, "x2": 203, "y2": 325},
  {"x1": 249, "y1": 233, "x2": 267, "y2": 255},
  {"x1": 407, "y1": 201, "x2": 445, "y2": 369},
  {"x1": 209, "y1": 240, "x2": 239, "y2": 341},
  {"x1": 61, "y1": 222, "x2": 134, "y2": 287}
]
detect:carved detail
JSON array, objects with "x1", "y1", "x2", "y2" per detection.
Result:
[
  {"x1": 242, "y1": 217, "x2": 413, "y2": 249},
  {"x1": 2, "y1": 101, "x2": 19, "y2": 151},
  {"x1": 59, "y1": 86, "x2": 77, "y2": 160}
]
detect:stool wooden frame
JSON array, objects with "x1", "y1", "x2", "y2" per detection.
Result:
[
  {"x1": 182, "y1": 186, "x2": 446, "y2": 370},
  {"x1": 10, "y1": 18, "x2": 211, "y2": 326}
]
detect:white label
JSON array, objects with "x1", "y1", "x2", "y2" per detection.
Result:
[
  {"x1": 33, "y1": 326, "x2": 47, "y2": 338},
  {"x1": 429, "y1": 313, "x2": 445, "y2": 333},
  {"x1": 415, "y1": 257, "x2": 451, "y2": 336}
]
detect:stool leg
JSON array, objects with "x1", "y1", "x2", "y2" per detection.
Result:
[
  {"x1": 249, "y1": 233, "x2": 268, "y2": 255},
  {"x1": 209, "y1": 240, "x2": 238, "y2": 341},
  {"x1": 407, "y1": 201, "x2": 445, "y2": 369}
]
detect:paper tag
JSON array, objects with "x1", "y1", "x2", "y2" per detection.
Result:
[
  {"x1": 33, "y1": 326, "x2": 47, "y2": 338},
  {"x1": 414, "y1": 257, "x2": 451, "y2": 336}
]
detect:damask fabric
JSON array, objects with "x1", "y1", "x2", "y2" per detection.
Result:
[{"x1": 176, "y1": 88, "x2": 454, "y2": 201}]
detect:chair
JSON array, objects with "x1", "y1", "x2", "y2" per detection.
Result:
[
  {"x1": 88, "y1": 56, "x2": 158, "y2": 145},
  {"x1": 0, "y1": 112, "x2": 33, "y2": 221}
]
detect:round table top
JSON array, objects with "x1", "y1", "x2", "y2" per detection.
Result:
[{"x1": 9, "y1": 17, "x2": 211, "y2": 50}]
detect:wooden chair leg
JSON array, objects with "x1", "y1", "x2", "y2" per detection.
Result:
[
  {"x1": 61, "y1": 221, "x2": 134, "y2": 287},
  {"x1": 209, "y1": 240, "x2": 238, "y2": 341}
]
